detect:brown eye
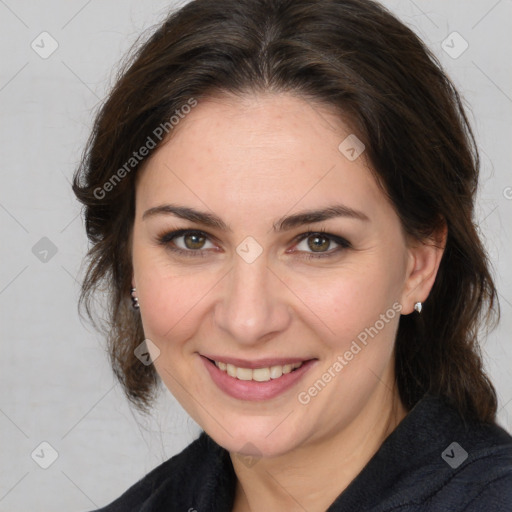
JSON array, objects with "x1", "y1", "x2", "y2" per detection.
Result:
[
  {"x1": 183, "y1": 232, "x2": 207, "y2": 250},
  {"x1": 157, "y1": 229, "x2": 216, "y2": 255},
  {"x1": 307, "y1": 234, "x2": 331, "y2": 252},
  {"x1": 292, "y1": 231, "x2": 350, "y2": 259}
]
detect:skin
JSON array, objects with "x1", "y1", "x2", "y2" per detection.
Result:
[{"x1": 131, "y1": 92, "x2": 446, "y2": 511}]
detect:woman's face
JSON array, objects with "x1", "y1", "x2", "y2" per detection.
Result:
[{"x1": 132, "y1": 93, "x2": 420, "y2": 457}]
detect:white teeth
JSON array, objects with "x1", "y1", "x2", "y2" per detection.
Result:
[
  {"x1": 252, "y1": 367, "x2": 270, "y2": 382},
  {"x1": 214, "y1": 360, "x2": 303, "y2": 382},
  {"x1": 269, "y1": 365, "x2": 283, "y2": 379},
  {"x1": 226, "y1": 363, "x2": 237, "y2": 378},
  {"x1": 236, "y1": 367, "x2": 253, "y2": 381}
]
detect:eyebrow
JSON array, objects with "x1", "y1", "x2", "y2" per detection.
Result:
[{"x1": 142, "y1": 203, "x2": 369, "y2": 231}]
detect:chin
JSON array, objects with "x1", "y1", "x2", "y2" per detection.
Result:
[{"x1": 203, "y1": 414, "x2": 307, "y2": 459}]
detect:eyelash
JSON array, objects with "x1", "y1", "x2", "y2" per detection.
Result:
[{"x1": 156, "y1": 228, "x2": 351, "y2": 260}]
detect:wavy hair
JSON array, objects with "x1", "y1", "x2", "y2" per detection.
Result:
[{"x1": 73, "y1": 0, "x2": 499, "y2": 420}]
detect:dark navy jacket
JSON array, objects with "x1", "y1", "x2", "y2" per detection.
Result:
[{"x1": 93, "y1": 394, "x2": 512, "y2": 511}]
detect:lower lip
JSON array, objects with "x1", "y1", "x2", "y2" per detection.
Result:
[{"x1": 201, "y1": 355, "x2": 317, "y2": 401}]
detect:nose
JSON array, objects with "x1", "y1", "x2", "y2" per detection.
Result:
[{"x1": 214, "y1": 256, "x2": 292, "y2": 345}]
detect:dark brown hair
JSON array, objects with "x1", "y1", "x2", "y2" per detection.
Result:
[{"x1": 73, "y1": 0, "x2": 499, "y2": 420}]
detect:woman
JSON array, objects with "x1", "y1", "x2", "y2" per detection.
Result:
[{"x1": 73, "y1": 0, "x2": 512, "y2": 510}]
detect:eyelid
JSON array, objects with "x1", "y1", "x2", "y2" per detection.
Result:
[
  {"x1": 289, "y1": 230, "x2": 351, "y2": 259},
  {"x1": 157, "y1": 228, "x2": 218, "y2": 246},
  {"x1": 156, "y1": 228, "x2": 351, "y2": 258},
  {"x1": 156, "y1": 228, "x2": 219, "y2": 257}
]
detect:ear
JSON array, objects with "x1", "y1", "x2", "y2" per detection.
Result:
[{"x1": 400, "y1": 222, "x2": 447, "y2": 314}]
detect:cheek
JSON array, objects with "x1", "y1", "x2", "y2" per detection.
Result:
[
  {"x1": 290, "y1": 258, "x2": 403, "y2": 352},
  {"x1": 132, "y1": 243, "x2": 217, "y2": 350},
  {"x1": 291, "y1": 265, "x2": 403, "y2": 419},
  {"x1": 138, "y1": 271, "x2": 215, "y2": 345},
  {"x1": 136, "y1": 268, "x2": 216, "y2": 402}
]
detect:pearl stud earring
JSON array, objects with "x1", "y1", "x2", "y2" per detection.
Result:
[{"x1": 130, "y1": 287, "x2": 140, "y2": 309}]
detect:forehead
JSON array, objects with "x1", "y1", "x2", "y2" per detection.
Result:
[{"x1": 135, "y1": 93, "x2": 387, "y2": 223}]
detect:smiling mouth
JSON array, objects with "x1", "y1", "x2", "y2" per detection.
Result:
[
  {"x1": 201, "y1": 355, "x2": 317, "y2": 401},
  {"x1": 205, "y1": 357, "x2": 306, "y2": 382}
]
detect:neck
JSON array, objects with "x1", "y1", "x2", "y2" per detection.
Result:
[{"x1": 230, "y1": 384, "x2": 407, "y2": 512}]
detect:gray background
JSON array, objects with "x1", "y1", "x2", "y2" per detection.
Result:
[{"x1": 1, "y1": 1, "x2": 511, "y2": 510}]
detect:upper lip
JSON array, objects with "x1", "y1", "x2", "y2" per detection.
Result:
[{"x1": 201, "y1": 354, "x2": 314, "y2": 369}]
